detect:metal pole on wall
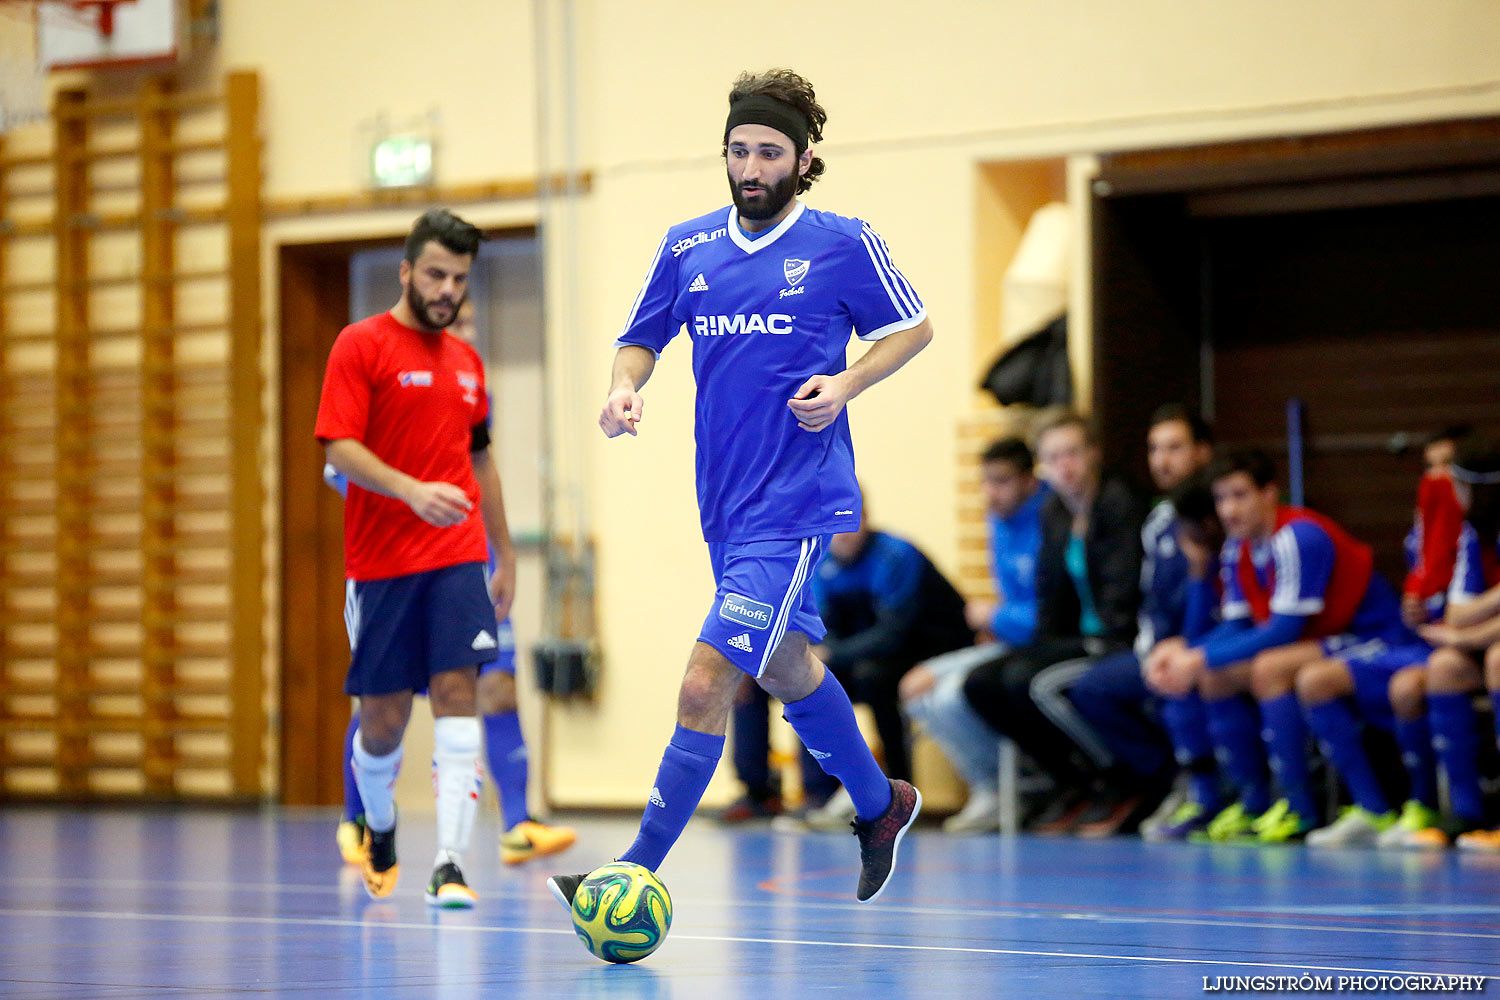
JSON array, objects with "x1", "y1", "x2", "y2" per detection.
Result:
[{"x1": 1286, "y1": 397, "x2": 1305, "y2": 508}]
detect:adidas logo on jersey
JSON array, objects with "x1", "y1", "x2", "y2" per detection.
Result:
[
  {"x1": 688, "y1": 273, "x2": 709, "y2": 292},
  {"x1": 649, "y1": 786, "x2": 667, "y2": 808},
  {"x1": 472, "y1": 630, "x2": 498, "y2": 651},
  {"x1": 727, "y1": 633, "x2": 754, "y2": 653}
]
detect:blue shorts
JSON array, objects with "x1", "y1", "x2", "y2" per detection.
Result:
[
  {"x1": 698, "y1": 536, "x2": 828, "y2": 679},
  {"x1": 344, "y1": 561, "x2": 499, "y2": 696},
  {"x1": 1329, "y1": 639, "x2": 1433, "y2": 730}
]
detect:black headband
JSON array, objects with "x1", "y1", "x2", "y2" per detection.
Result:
[{"x1": 724, "y1": 94, "x2": 809, "y2": 151}]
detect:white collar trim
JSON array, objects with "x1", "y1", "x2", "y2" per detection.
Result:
[{"x1": 727, "y1": 200, "x2": 805, "y2": 254}]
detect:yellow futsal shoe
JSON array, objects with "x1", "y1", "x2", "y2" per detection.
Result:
[
  {"x1": 500, "y1": 820, "x2": 578, "y2": 865},
  {"x1": 361, "y1": 822, "x2": 399, "y2": 900},
  {"x1": 336, "y1": 816, "x2": 368, "y2": 866}
]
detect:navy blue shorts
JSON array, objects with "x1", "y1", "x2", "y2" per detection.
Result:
[
  {"x1": 1328, "y1": 639, "x2": 1433, "y2": 731},
  {"x1": 344, "y1": 561, "x2": 500, "y2": 696},
  {"x1": 698, "y1": 536, "x2": 827, "y2": 679}
]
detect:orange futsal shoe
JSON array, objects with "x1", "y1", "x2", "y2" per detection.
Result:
[
  {"x1": 361, "y1": 822, "x2": 399, "y2": 900},
  {"x1": 336, "y1": 816, "x2": 368, "y2": 866},
  {"x1": 500, "y1": 820, "x2": 578, "y2": 865}
]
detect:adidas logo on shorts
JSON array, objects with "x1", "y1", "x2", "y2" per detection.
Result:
[
  {"x1": 472, "y1": 630, "x2": 498, "y2": 651},
  {"x1": 649, "y1": 786, "x2": 667, "y2": 808},
  {"x1": 727, "y1": 633, "x2": 754, "y2": 653}
]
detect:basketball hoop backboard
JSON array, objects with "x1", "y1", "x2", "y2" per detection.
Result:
[{"x1": 38, "y1": 0, "x2": 178, "y2": 71}]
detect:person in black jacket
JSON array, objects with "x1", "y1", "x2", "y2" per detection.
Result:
[{"x1": 960, "y1": 412, "x2": 1146, "y2": 831}]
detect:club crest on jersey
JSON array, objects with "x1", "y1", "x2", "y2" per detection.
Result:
[
  {"x1": 719, "y1": 592, "x2": 774, "y2": 631},
  {"x1": 398, "y1": 370, "x2": 433, "y2": 387},
  {"x1": 784, "y1": 258, "x2": 810, "y2": 286}
]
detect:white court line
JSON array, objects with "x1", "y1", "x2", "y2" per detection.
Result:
[
  {"x1": 5, "y1": 878, "x2": 1500, "y2": 943},
  {"x1": 0, "y1": 906, "x2": 1493, "y2": 980}
]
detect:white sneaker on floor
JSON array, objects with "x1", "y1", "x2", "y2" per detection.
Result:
[
  {"x1": 1136, "y1": 785, "x2": 1187, "y2": 841},
  {"x1": 942, "y1": 790, "x2": 1002, "y2": 833},
  {"x1": 803, "y1": 786, "x2": 857, "y2": 831},
  {"x1": 1306, "y1": 806, "x2": 1395, "y2": 848}
]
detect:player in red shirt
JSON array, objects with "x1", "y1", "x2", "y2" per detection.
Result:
[
  {"x1": 316, "y1": 210, "x2": 516, "y2": 907},
  {"x1": 1401, "y1": 426, "x2": 1469, "y2": 627}
]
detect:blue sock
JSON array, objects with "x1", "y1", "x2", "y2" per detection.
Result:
[
  {"x1": 1161, "y1": 693, "x2": 1220, "y2": 808},
  {"x1": 342, "y1": 712, "x2": 363, "y2": 822},
  {"x1": 1261, "y1": 693, "x2": 1318, "y2": 821},
  {"x1": 1204, "y1": 695, "x2": 1271, "y2": 814},
  {"x1": 619, "y1": 725, "x2": 724, "y2": 872},
  {"x1": 1429, "y1": 693, "x2": 1485, "y2": 822},
  {"x1": 484, "y1": 711, "x2": 530, "y2": 830},
  {"x1": 782, "y1": 670, "x2": 893, "y2": 821},
  {"x1": 1306, "y1": 699, "x2": 1389, "y2": 815},
  {"x1": 1394, "y1": 714, "x2": 1438, "y2": 808}
]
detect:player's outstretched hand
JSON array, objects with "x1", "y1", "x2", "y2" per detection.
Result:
[
  {"x1": 787, "y1": 373, "x2": 852, "y2": 432},
  {"x1": 405, "y1": 480, "x2": 472, "y2": 527},
  {"x1": 600, "y1": 389, "x2": 644, "y2": 438}
]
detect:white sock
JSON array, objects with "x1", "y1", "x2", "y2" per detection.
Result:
[
  {"x1": 352, "y1": 731, "x2": 402, "y2": 833},
  {"x1": 432, "y1": 716, "x2": 482, "y2": 867}
]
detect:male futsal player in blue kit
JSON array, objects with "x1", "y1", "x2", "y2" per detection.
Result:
[{"x1": 548, "y1": 68, "x2": 931, "y2": 909}]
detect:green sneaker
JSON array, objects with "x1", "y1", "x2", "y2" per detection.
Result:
[
  {"x1": 1252, "y1": 798, "x2": 1312, "y2": 843},
  {"x1": 1193, "y1": 801, "x2": 1256, "y2": 842}
]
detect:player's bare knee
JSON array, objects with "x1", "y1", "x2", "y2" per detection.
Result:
[
  {"x1": 1294, "y1": 659, "x2": 1349, "y2": 706},
  {"x1": 1249, "y1": 650, "x2": 1299, "y2": 700},
  {"x1": 1388, "y1": 666, "x2": 1427, "y2": 720},
  {"x1": 677, "y1": 648, "x2": 740, "y2": 727},
  {"x1": 1426, "y1": 647, "x2": 1479, "y2": 693},
  {"x1": 1199, "y1": 663, "x2": 1240, "y2": 700},
  {"x1": 477, "y1": 670, "x2": 517, "y2": 715},
  {"x1": 429, "y1": 666, "x2": 479, "y2": 717},
  {"x1": 1484, "y1": 644, "x2": 1500, "y2": 689}
]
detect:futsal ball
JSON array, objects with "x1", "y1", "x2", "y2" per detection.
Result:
[{"x1": 570, "y1": 861, "x2": 672, "y2": 963}]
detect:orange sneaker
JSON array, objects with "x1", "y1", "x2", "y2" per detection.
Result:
[
  {"x1": 361, "y1": 822, "x2": 399, "y2": 899},
  {"x1": 500, "y1": 820, "x2": 577, "y2": 865},
  {"x1": 1456, "y1": 827, "x2": 1500, "y2": 852}
]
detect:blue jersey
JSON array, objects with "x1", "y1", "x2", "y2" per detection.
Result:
[
  {"x1": 986, "y1": 483, "x2": 1048, "y2": 646},
  {"x1": 1135, "y1": 501, "x2": 1193, "y2": 658},
  {"x1": 1449, "y1": 522, "x2": 1500, "y2": 605},
  {"x1": 616, "y1": 202, "x2": 926, "y2": 543}
]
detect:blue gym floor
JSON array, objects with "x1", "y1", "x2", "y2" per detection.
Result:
[{"x1": 1, "y1": 808, "x2": 1497, "y2": 998}]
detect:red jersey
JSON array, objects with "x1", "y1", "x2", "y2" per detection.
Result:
[
  {"x1": 315, "y1": 311, "x2": 490, "y2": 581},
  {"x1": 1403, "y1": 472, "x2": 1464, "y2": 606},
  {"x1": 1234, "y1": 506, "x2": 1373, "y2": 638}
]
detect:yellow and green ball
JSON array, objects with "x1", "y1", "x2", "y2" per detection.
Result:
[{"x1": 570, "y1": 861, "x2": 673, "y2": 964}]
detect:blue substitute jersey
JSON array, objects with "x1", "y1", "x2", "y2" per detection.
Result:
[
  {"x1": 1219, "y1": 520, "x2": 1341, "y2": 623},
  {"x1": 1134, "y1": 500, "x2": 1193, "y2": 658},
  {"x1": 616, "y1": 201, "x2": 926, "y2": 543},
  {"x1": 1449, "y1": 522, "x2": 1500, "y2": 605}
]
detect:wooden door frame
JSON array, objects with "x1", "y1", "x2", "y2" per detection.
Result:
[{"x1": 277, "y1": 235, "x2": 400, "y2": 805}]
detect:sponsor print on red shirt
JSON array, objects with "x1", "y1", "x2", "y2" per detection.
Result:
[{"x1": 315, "y1": 311, "x2": 490, "y2": 581}]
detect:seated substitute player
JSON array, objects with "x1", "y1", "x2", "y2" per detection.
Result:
[
  {"x1": 548, "y1": 68, "x2": 931, "y2": 910},
  {"x1": 1061, "y1": 404, "x2": 1217, "y2": 838},
  {"x1": 328, "y1": 301, "x2": 575, "y2": 868},
  {"x1": 1147, "y1": 448, "x2": 1413, "y2": 843},
  {"x1": 316, "y1": 209, "x2": 514, "y2": 906},
  {"x1": 899, "y1": 435, "x2": 1048, "y2": 834},
  {"x1": 1399, "y1": 425, "x2": 1469, "y2": 628},
  {"x1": 1393, "y1": 438, "x2": 1500, "y2": 849},
  {"x1": 959, "y1": 412, "x2": 1147, "y2": 834}
]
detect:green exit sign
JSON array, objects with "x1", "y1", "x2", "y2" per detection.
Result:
[{"x1": 371, "y1": 134, "x2": 434, "y2": 189}]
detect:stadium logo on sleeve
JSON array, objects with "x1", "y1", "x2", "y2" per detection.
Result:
[
  {"x1": 398, "y1": 370, "x2": 433, "y2": 387},
  {"x1": 671, "y1": 227, "x2": 728, "y2": 257},
  {"x1": 719, "y1": 592, "x2": 774, "y2": 631}
]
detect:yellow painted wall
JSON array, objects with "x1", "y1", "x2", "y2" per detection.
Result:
[{"x1": 204, "y1": 0, "x2": 1500, "y2": 805}]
